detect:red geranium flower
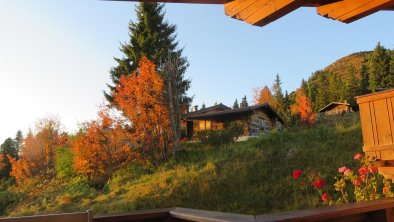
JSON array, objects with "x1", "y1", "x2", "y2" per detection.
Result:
[
  {"x1": 293, "y1": 170, "x2": 302, "y2": 179},
  {"x1": 313, "y1": 178, "x2": 325, "y2": 189},
  {"x1": 358, "y1": 166, "x2": 369, "y2": 175},
  {"x1": 321, "y1": 193, "x2": 329, "y2": 201},
  {"x1": 353, "y1": 179, "x2": 361, "y2": 186},
  {"x1": 369, "y1": 166, "x2": 378, "y2": 173}
]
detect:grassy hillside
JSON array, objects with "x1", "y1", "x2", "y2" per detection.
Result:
[
  {"x1": 2, "y1": 114, "x2": 363, "y2": 217},
  {"x1": 324, "y1": 51, "x2": 370, "y2": 79}
]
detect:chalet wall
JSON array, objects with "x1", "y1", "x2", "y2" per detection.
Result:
[{"x1": 325, "y1": 105, "x2": 352, "y2": 116}]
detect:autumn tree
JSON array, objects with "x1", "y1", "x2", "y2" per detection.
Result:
[
  {"x1": 7, "y1": 155, "x2": 31, "y2": 184},
  {"x1": 105, "y1": 3, "x2": 190, "y2": 106},
  {"x1": 291, "y1": 89, "x2": 316, "y2": 126},
  {"x1": 253, "y1": 85, "x2": 274, "y2": 105},
  {"x1": 17, "y1": 116, "x2": 66, "y2": 173},
  {"x1": 72, "y1": 108, "x2": 138, "y2": 180},
  {"x1": 114, "y1": 57, "x2": 173, "y2": 165}
]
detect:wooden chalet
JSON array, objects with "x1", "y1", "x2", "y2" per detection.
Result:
[
  {"x1": 318, "y1": 102, "x2": 357, "y2": 116},
  {"x1": 113, "y1": 0, "x2": 394, "y2": 27},
  {"x1": 183, "y1": 103, "x2": 284, "y2": 138}
]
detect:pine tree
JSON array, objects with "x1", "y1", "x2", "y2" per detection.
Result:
[
  {"x1": 233, "y1": 99, "x2": 239, "y2": 109},
  {"x1": 368, "y1": 43, "x2": 390, "y2": 92},
  {"x1": 390, "y1": 49, "x2": 394, "y2": 87},
  {"x1": 0, "y1": 138, "x2": 18, "y2": 177},
  {"x1": 105, "y1": 2, "x2": 190, "y2": 105},
  {"x1": 240, "y1": 96, "x2": 248, "y2": 108},
  {"x1": 344, "y1": 65, "x2": 359, "y2": 105},
  {"x1": 201, "y1": 103, "x2": 206, "y2": 109},
  {"x1": 14, "y1": 130, "x2": 23, "y2": 153},
  {"x1": 272, "y1": 73, "x2": 285, "y2": 114},
  {"x1": 359, "y1": 62, "x2": 369, "y2": 95}
]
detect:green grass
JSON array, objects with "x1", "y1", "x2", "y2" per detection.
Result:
[{"x1": 2, "y1": 114, "x2": 363, "y2": 216}]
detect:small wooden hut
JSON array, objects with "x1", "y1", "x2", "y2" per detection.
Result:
[{"x1": 319, "y1": 102, "x2": 357, "y2": 116}]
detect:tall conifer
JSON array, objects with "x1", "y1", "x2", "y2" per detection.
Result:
[{"x1": 105, "y1": 2, "x2": 190, "y2": 104}]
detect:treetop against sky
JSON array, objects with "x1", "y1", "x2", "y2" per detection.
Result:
[{"x1": 0, "y1": 0, "x2": 394, "y2": 142}]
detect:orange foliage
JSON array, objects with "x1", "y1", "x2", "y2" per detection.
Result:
[
  {"x1": 7, "y1": 155, "x2": 31, "y2": 184},
  {"x1": 253, "y1": 85, "x2": 274, "y2": 105},
  {"x1": 291, "y1": 89, "x2": 316, "y2": 125},
  {"x1": 20, "y1": 117, "x2": 66, "y2": 171},
  {"x1": 0, "y1": 154, "x2": 5, "y2": 172},
  {"x1": 113, "y1": 57, "x2": 173, "y2": 164},
  {"x1": 71, "y1": 107, "x2": 139, "y2": 178}
]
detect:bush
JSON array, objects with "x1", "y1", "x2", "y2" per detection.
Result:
[
  {"x1": 0, "y1": 191, "x2": 18, "y2": 215},
  {"x1": 197, "y1": 123, "x2": 243, "y2": 146},
  {"x1": 65, "y1": 176, "x2": 95, "y2": 198},
  {"x1": 55, "y1": 146, "x2": 74, "y2": 178}
]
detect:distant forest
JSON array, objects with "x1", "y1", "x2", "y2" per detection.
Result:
[
  {"x1": 247, "y1": 43, "x2": 394, "y2": 124},
  {"x1": 301, "y1": 43, "x2": 394, "y2": 111}
]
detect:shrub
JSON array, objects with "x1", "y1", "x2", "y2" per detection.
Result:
[
  {"x1": 196, "y1": 123, "x2": 243, "y2": 146},
  {"x1": 65, "y1": 176, "x2": 95, "y2": 198},
  {"x1": 55, "y1": 146, "x2": 74, "y2": 178},
  {"x1": 0, "y1": 191, "x2": 18, "y2": 215}
]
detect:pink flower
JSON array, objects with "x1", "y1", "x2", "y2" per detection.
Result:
[
  {"x1": 293, "y1": 170, "x2": 302, "y2": 179},
  {"x1": 354, "y1": 153, "x2": 363, "y2": 160},
  {"x1": 344, "y1": 169, "x2": 352, "y2": 175},
  {"x1": 338, "y1": 166, "x2": 348, "y2": 173},
  {"x1": 313, "y1": 178, "x2": 325, "y2": 189},
  {"x1": 353, "y1": 179, "x2": 361, "y2": 186},
  {"x1": 369, "y1": 166, "x2": 378, "y2": 173},
  {"x1": 358, "y1": 166, "x2": 369, "y2": 175},
  {"x1": 321, "y1": 193, "x2": 329, "y2": 201}
]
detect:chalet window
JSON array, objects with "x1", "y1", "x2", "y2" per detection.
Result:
[
  {"x1": 206, "y1": 121, "x2": 211, "y2": 130},
  {"x1": 199, "y1": 121, "x2": 205, "y2": 130}
]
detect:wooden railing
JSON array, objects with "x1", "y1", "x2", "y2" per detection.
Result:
[
  {"x1": 2, "y1": 199, "x2": 394, "y2": 222},
  {"x1": 93, "y1": 199, "x2": 394, "y2": 222}
]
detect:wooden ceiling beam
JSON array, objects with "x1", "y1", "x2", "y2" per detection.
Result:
[
  {"x1": 224, "y1": 0, "x2": 306, "y2": 26},
  {"x1": 106, "y1": 0, "x2": 232, "y2": 4},
  {"x1": 317, "y1": 0, "x2": 394, "y2": 23}
]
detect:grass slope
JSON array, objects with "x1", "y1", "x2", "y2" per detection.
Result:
[{"x1": 4, "y1": 114, "x2": 362, "y2": 216}]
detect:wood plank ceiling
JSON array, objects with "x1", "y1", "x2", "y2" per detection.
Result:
[{"x1": 112, "y1": 0, "x2": 394, "y2": 26}]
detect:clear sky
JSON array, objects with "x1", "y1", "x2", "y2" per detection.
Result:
[{"x1": 1, "y1": 0, "x2": 394, "y2": 142}]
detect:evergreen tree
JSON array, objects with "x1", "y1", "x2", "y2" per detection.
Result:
[
  {"x1": 390, "y1": 49, "x2": 394, "y2": 87},
  {"x1": 201, "y1": 103, "x2": 206, "y2": 109},
  {"x1": 0, "y1": 138, "x2": 18, "y2": 177},
  {"x1": 368, "y1": 43, "x2": 390, "y2": 92},
  {"x1": 14, "y1": 130, "x2": 23, "y2": 152},
  {"x1": 233, "y1": 99, "x2": 239, "y2": 109},
  {"x1": 315, "y1": 71, "x2": 329, "y2": 111},
  {"x1": 344, "y1": 65, "x2": 359, "y2": 105},
  {"x1": 359, "y1": 62, "x2": 369, "y2": 95},
  {"x1": 240, "y1": 96, "x2": 248, "y2": 107},
  {"x1": 272, "y1": 73, "x2": 285, "y2": 114},
  {"x1": 105, "y1": 2, "x2": 190, "y2": 104}
]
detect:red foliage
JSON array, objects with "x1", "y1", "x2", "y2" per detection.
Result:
[
  {"x1": 71, "y1": 107, "x2": 139, "y2": 178},
  {"x1": 291, "y1": 89, "x2": 316, "y2": 125},
  {"x1": 113, "y1": 57, "x2": 173, "y2": 164}
]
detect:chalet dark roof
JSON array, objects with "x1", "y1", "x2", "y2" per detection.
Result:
[
  {"x1": 186, "y1": 103, "x2": 231, "y2": 117},
  {"x1": 319, "y1": 102, "x2": 351, "y2": 113},
  {"x1": 186, "y1": 103, "x2": 284, "y2": 124}
]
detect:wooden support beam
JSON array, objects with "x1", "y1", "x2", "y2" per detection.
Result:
[
  {"x1": 224, "y1": 0, "x2": 306, "y2": 26},
  {"x1": 317, "y1": 0, "x2": 394, "y2": 23},
  {"x1": 107, "y1": 0, "x2": 233, "y2": 4}
]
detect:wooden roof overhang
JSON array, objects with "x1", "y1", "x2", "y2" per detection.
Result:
[{"x1": 110, "y1": 0, "x2": 394, "y2": 27}]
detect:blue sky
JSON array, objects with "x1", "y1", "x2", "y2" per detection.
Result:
[{"x1": 1, "y1": 0, "x2": 394, "y2": 142}]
